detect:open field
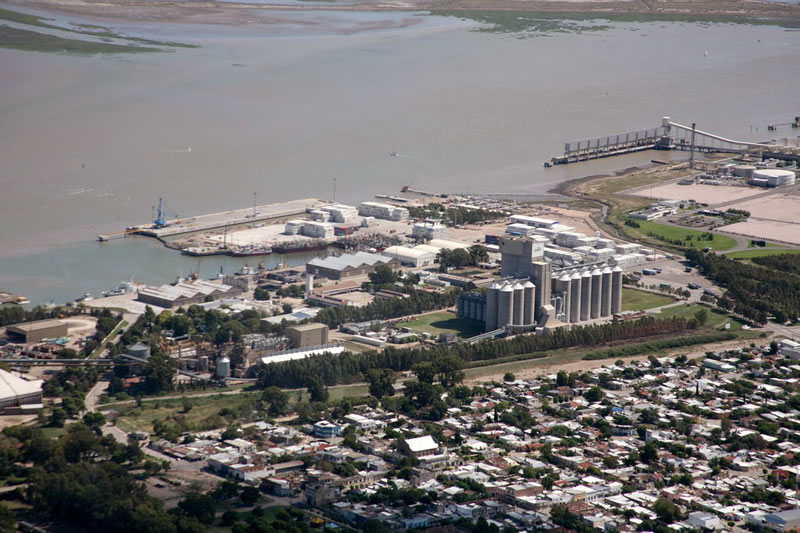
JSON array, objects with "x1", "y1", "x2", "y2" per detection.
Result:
[
  {"x1": 398, "y1": 311, "x2": 484, "y2": 338},
  {"x1": 621, "y1": 287, "x2": 675, "y2": 311},
  {"x1": 720, "y1": 219, "x2": 800, "y2": 247},
  {"x1": 725, "y1": 249, "x2": 800, "y2": 260},
  {"x1": 656, "y1": 302, "x2": 742, "y2": 330},
  {"x1": 627, "y1": 182, "x2": 767, "y2": 204},
  {"x1": 627, "y1": 219, "x2": 737, "y2": 251},
  {"x1": 724, "y1": 192, "x2": 800, "y2": 223}
]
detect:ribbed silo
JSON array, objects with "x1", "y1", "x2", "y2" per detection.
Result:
[
  {"x1": 556, "y1": 274, "x2": 572, "y2": 322},
  {"x1": 523, "y1": 281, "x2": 535, "y2": 325},
  {"x1": 590, "y1": 268, "x2": 602, "y2": 319},
  {"x1": 601, "y1": 267, "x2": 613, "y2": 317},
  {"x1": 580, "y1": 270, "x2": 592, "y2": 322},
  {"x1": 512, "y1": 282, "x2": 524, "y2": 325},
  {"x1": 498, "y1": 283, "x2": 513, "y2": 327},
  {"x1": 570, "y1": 272, "x2": 582, "y2": 323},
  {"x1": 611, "y1": 266, "x2": 623, "y2": 315},
  {"x1": 485, "y1": 282, "x2": 499, "y2": 331}
]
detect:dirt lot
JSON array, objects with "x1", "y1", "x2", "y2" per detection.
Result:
[
  {"x1": 723, "y1": 191, "x2": 800, "y2": 224},
  {"x1": 720, "y1": 219, "x2": 800, "y2": 246},
  {"x1": 627, "y1": 182, "x2": 768, "y2": 204}
]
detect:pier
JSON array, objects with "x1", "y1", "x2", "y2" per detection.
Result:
[{"x1": 546, "y1": 117, "x2": 785, "y2": 166}]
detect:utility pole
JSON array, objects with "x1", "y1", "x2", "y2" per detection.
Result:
[
  {"x1": 253, "y1": 192, "x2": 257, "y2": 217},
  {"x1": 689, "y1": 122, "x2": 697, "y2": 170},
  {"x1": 333, "y1": 178, "x2": 337, "y2": 202}
]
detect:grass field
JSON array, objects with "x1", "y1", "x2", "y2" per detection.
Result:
[
  {"x1": 621, "y1": 288, "x2": 675, "y2": 311},
  {"x1": 0, "y1": 26, "x2": 159, "y2": 54},
  {"x1": 656, "y1": 303, "x2": 743, "y2": 330},
  {"x1": 725, "y1": 249, "x2": 800, "y2": 260},
  {"x1": 626, "y1": 219, "x2": 737, "y2": 252},
  {"x1": 398, "y1": 311, "x2": 484, "y2": 338}
]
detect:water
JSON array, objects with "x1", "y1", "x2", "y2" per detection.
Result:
[{"x1": 1, "y1": 7, "x2": 799, "y2": 304}]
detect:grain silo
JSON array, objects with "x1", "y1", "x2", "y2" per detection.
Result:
[
  {"x1": 512, "y1": 282, "x2": 525, "y2": 325},
  {"x1": 590, "y1": 268, "x2": 602, "y2": 319},
  {"x1": 523, "y1": 281, "x2": 535, "y2": 325},
  {"x1": 556, "y1": 273, "x2": 572, "y2": 323},
  {"x1": 216, "y1": 357, "x2": 231, "y2": 379},
  {"x1": 485, "y1": 282, "x2": 499, "y2": 331},
  {"x1": 498, "y1": 283, "x2": 514, "y2": 328},
  {"x1": 570, "y1": 272, "x2": 582, "y2": 323},
  {"x1": 601, "y1": 267, "x2": 613, "y2": 317},
  {"x1": 611, "y1": 266, "x2": 623, "y2": 315},
  {"x1": 580, "y1": 270, "x2": 592, "y2": 322}
]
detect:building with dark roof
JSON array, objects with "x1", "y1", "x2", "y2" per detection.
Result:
[{"x1": 306, "y1": 251, "x2": 399, "y2": 280}]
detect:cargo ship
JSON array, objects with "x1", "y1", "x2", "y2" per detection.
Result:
[
  {"x1": 231, "y1": 245, "x2": 272, "y2": 257},
  {"x1": 181, "y1": 246, "x2": 228, "y2": 257},
  {"x1": 272, "y1": 239, "x2": 328, "y2": 254}
]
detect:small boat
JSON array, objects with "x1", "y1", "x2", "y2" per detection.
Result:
[
  {"x1": 236, "y1": 264, "x2": 255, "y2": 276},
  {"x1": 389, "y1": 152, "x2": 399, "y2": 157}
]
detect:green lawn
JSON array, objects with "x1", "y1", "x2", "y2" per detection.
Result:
[
  {"x1": 621, "y1": 288, "x2": 675, "y2": 311},
  {"x1": 398, "y1": 311, "x2": 484, "y2": 338},
  {"x1": 628, "y1": 219, "x2": 737, "y2": 252},
  {"x1": 725, "y1": 249, "x2": 800, "y2": 260},
  {"x1": 656, "y1": 303, "x2": 742, "y2": 330}
]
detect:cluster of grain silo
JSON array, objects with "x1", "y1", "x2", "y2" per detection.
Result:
[
  {"x1": 551, "y1": 265, "x2": 622, "y2": 323},
  {"x1": 484, "y1": 280, "x2": 537, "y2": 330}
]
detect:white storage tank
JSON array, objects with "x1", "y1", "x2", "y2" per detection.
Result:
[
  {"x1": 216, "y1": 356, "x2": 231, "y2": 379},
  {"x1": 498, "y1": 283, "x2": 514, "y2": 328},
  {"x1": 733, "y1": 164, "x2": 756, "y2": 178},
  {"x1": 580, "y1": 270, "x2": 592, "y2": 322},
  {"x1": 570, "y1": 272, "x2": 582, "y2": 323},
  {"x1": 485, "y1": 282, "x2": 499, "y2": 331},
  {"x1": 601, "y1": 267, "x2": 613, "y2": 317},
  {"x1": 753, "y1": 168, "x2": 796, "y2": 187},
  {"x1": 556, "y1": 273, "x2": 572, "y2": 323},
  {"x1": 523, "y1": 281, "x2": 535, "y2": 325},
  {"x1": 512, "y1": 282, "x2": 525, "y2": 325},
  {"x1": 590, "y1": 268, "x2": 602, "y2": 319},
  {"x1": 611, "y1": 266, "x2": 623, "y2": 315}
]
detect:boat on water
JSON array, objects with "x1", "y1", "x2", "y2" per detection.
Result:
[
  {"x1": 101, "y1": 279, "x2": 142, "y2": 297},
  {"x1": 272, "y1": 239, "x2": 328, "y2": 254},
  {"x1": 181, "y1": 246, "x2": 227, "y2": 257},
  {"x1": 230, "y1": 245, "x2": 272, "y2": 257},
  {"x1": 236, "y1": 264, "x2": 256, "y2": 276}
]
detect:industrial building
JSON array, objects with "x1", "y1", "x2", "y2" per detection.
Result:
[
  {"x1": 306, "y1": 251, "x2": 399, "y2": 280},
  {"x1": 382, "y1": 245, "x2": 436, "y2": 267},
  {"x1": 137, "y1": 279, "x2": 242, "y2": 309},
  {"x1": 357, "y1": 201, "x2": 409, "y2": 221},
  {"x1": 411, "y1": 220, "x2": 447, "y2": 241},
  {"x1": 750, "y1": 168, "x2": 796, "y2": 187},
  {"x1": 499, "y1": 236, "x2": 545, "y2": 278},
  {"x1": 320, "y1": 204, "x2": 359, "y2": 223},
  {"x1": 0, "y1": 368, "x2": 43, "y2": 413},
  {"x1": 286, "y1": 323, "x2": 329, "y2": 348},
  {"x1": 284, "y1": 220, "x2": 334, "y2": 239},
  {"x1": 5, "y1": 319, "x2": 67, "y2": 343}
]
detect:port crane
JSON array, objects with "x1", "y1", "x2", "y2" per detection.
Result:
[{"x1": 98, "y1": 197, "x2": 191, "y2": 241}]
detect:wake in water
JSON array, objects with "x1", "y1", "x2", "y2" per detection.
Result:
[{"x1": 165, "y1": 147, "x2": 192, "y2": 153}]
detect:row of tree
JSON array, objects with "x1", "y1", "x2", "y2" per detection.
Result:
[
  {"x1": 258, "y1": 315, "x2": 699, "y2": 389},
  {"x1": 687, "y1": 249, "x2": 800, "y2": 324}
]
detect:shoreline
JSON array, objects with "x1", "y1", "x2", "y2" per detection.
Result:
[{"x1": 4, "y1": 0, "x2": 800, "y2": 28}]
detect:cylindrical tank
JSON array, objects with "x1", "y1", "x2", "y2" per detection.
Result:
[
  {"x1": 306, "y1": 273, "x2": 314, "y2": 293},
  {"x1": 590, "y1": 268, "x2": 602, "y2": 319},
  {"x1": 580, "y1": 270, "x2": 592, "y2": 322},
  {"x1": 485, "y1": 282, "x2": 499, "y2": 331},
  {"x1": 570, "y1": 272, "x2": 582, "y2": 323},
  {"x1": 476, "y1": 300, "x2": 484, "y2": 323},
  {"x1": 556, "y1": 274, "x2": 572, "y2": 322},
  {"x1": 128, "y1": 342, "x2": 151, "y2": 359},
  {"x1": 601, "y1": 267, "x2": 613, "y2": 317},
  {"x1": 523, "y1": 281, "x2": 535, "y2": 325},
  {"x1": 512, "y1": 282, "x2": 524, "y2": 325},
  {"x1": 498, "y1": 283, "x2": 513, "y2": 327},
  {"x1": 733, "y1": 164, "x2": 756, "y2": 178},
  {"x1": 198, "y1": 355, "x2": 209, "y2": 371},
  {"x1": 216, "y1": 356, "x2": 231, "y2": 379},
  {"x1": 611, "y1": 266, "x2": 623, "y2": 315}
]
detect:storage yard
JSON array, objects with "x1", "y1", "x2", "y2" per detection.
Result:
[{"x1": 628, "y1": 181, "x2": 770, "y2": 204}]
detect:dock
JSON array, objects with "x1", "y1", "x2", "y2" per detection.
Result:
[
  {"x1": 112, "y1": 198, "x2": 329, "y2": 241},
  {"x1": 545, "y1": 116, "x2": 783, "y2": 166}
]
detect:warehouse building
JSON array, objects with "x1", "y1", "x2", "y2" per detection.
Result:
[
  {"x1": 286, "y1": 323, "x2": 329, "y2": 348},
  {"x1": 137, "y1": 279, "x2": 242, "y2": 309},
  {"x1": 5, "y1": 319, "x2": 67, "y2": 343},
  {"x1": 411, "y1": 220, "x2": 447, "y2": 241},
  {"x1": 0, "y1": 368, "x2": 43, "y2": 413},
  {"x1": 357, "y1": 201, "x2": 409, "y2": 221},
  {"x1": 382, "y1": 245, "x2": 436, "y2": 267},
  {"x1": 306, "y1": 251, "x2": 399, "y2": 280}
]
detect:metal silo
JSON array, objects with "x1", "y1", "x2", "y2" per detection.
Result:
[
  {"x1": 512, "y1": 282, "x2": 524, "y2": 325},
  {"x1": 611, "y1": 266, "x2": 623, "y2": 315},
  {"x1": 590, "y1": 268, "x2": 602, "y2": 319},
  {"x1": 216, "y1": 357, "x2": 231, "y2": 379},
  {"x1": 570, "y1": 272, "x2": 582, "y2": 323},
  {"x1": 523, "y1": 281, "x2": 535, "y2": 325},
  {"x1": 601, "y1": 267, "x2": 613, "y2": 317},
  {"x1": 580, "y1": 270, "x2": 592, "y2": 322},
  {"x1": 485, "y1": 282, "x2": 499, "y2": 331},
  {"x1": 556, "y1": 274, "x2": 572, "y2": 322},
  {"x1": 498, "y1": 283, "x2": 514, "y2": 327}
]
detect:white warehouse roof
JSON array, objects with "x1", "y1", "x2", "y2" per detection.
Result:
[
  {"x1": 0, "y1": 369, "x2": 43, "y2": 404},
  {"x1": 405, "y1": 435, "x2": 438, "y2": 453}
]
